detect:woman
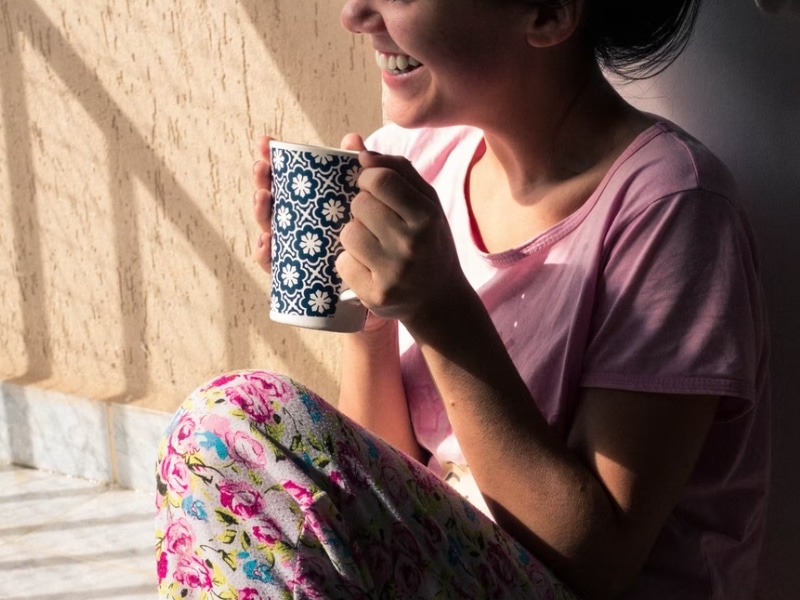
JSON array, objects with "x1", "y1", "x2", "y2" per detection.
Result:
[{"x1": 156, "y1": 1, "x2": 770, "y2": 598}]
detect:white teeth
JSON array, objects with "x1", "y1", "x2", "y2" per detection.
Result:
[{"x1": 375, "y1": 51, "x2": 421, "y2": 74}]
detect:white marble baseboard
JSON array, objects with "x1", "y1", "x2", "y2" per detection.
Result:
[{"x1": 0, "y1": 381, "x2": 172, "y2": 492}]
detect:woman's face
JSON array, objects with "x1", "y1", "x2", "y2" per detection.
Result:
[{"x1": 341, "y1": 0, "x2": 533, "y2": 128}]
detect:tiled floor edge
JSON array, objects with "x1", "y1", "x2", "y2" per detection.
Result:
[{"x1": 0, "y1": 380, "x2": 173, "y2": 492}]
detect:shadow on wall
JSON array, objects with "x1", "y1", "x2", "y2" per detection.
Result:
[
  {"x1": 620, "y1": 3, "x2": 800, "y2": 598},
  {"x1": 0, "y1": 0, "x2": 371, "y2": 402}
]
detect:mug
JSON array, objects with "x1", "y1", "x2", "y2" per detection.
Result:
[{"x1": 269, "y1": 140, "x2": 368, "y2": 333}]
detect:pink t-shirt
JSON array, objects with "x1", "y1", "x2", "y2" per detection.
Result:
[{"x1": 366, "y1": 121, "x2": 770, "y2": 599}]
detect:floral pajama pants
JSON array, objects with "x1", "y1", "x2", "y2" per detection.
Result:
[{"x1": 155, "y1": 370, "x2": 579, "y2": 600}]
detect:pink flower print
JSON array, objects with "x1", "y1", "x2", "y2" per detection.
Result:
[
  {"x1": 419, "y1": 514, "x2": 444, "y2": 553},
  {"x1": 291, "y1": 554, "x2": 328, "y2": 600},
  {"x1": 218, "y1": 480, "x2": 265, "y2": 519},
  {"x1": 252, "y1": 516, "x2": 282, "y2": 545},
  {"x1": 199, "y1": 413, "x2": 233, "y2": 438},
  {"x1": 335, "y1": 441, "x2": 368, "y2": 489},
  {"x1": 334, "y1": 581, "x2": 371, "y2": 600},
  {"x1": 248, "y1": 372, "x2": 293, "y2": 401},
  {"x1": 409, "y1": 462, "x2": 439, "y2": 496},
  {"x1": 160, "y1": 453, "x2": 191, "y2": 495},
  {"x1": 168, "y1": 413, "x2": 199, "y2": 456},
  {"x1": 523, "y1": 557, "x2": 557, "y2": 598},
  {"x1": 394, "y1": 553, "x2": 423, "y2": 593},
  {"x1": 164, "y1": 518, "x2": 195, "y2": 555},
  {"x1": 487, "y1": 541, "x2": 517, "y2": 586},
  {"x1": 225, "y1": 430, "x2": 266, "y2": 469},
  {"x1": 362, "y1": 542, "x2": 393, "y2": 589},
  {"x1": 199, "y1": 372, "x2": 240, "y2": 392},
  {"x1": 156, "y1": 551, "x2": 169, "y2": 583},
  {"x1": 390, "y1": 521, "x2": 421, "y2": 558},
  {"x1": 240, "y1": 589, "x2": 264, "y2": 600},
  {"x1": 282, "y1": 480, "x2": 316, "y2": 509},
  {"x1": 330, "y1": 470, "x2": 343, "y2": 486},
  {"x1": 174, "y1": 555, "x2": 213, "y2": 590},
  {"x1": 226, "y1": 382, "x2": 276, "y2": 424},
  {"x1": 379, "y1": 464, "x2": 409, "y2": 505},
  {"x1": 476, "y1": 561, "x2": 503, "y2": 599}
]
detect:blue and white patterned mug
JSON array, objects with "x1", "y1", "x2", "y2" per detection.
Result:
[{"x1": 269, "y1": 141, "x2": 368, "y2": 332}]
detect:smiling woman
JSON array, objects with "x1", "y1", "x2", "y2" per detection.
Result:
[{"x1": 156, "y1": 1, "x2": 771, "y2": 598}]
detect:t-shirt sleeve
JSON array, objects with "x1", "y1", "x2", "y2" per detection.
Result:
[{"x1": 580, "y1": 189, "x2": 765, "y2": 419}]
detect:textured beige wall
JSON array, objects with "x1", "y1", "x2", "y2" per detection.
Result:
[{"x1": 0, "y1": 0, "x2": 382, "y2": 410}]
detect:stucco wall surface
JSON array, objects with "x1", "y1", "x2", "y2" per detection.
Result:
[{"x1": 0, "y1": 0, "x2": 382, "y2": 409}]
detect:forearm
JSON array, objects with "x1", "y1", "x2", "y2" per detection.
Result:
[
  {"x1": 408, "y1": 294, "x2": 631, "y2": 596},
  {"x1": 338, "y1": 320, "x2": 425, "y2": 461}
]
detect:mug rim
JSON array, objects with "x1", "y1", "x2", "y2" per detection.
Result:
[{"x1": 269, "y1": 140, "x2": 360, "y2": 158}]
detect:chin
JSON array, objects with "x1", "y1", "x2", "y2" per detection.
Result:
[{"x1": 385, "y1": 102, "x2": 462, "y2": 131}]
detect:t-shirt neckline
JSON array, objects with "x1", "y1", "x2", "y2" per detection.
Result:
[{"x1": 461, "y1": 121, "x2": 670, "y2": 267}]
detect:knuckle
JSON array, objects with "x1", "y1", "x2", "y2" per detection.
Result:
[
  {"x1": 350, "y1": 192, "x2": 370, "y2": 217},
  {"x1": 370, "y1": 168, "x2": 397, "y2": 192}
]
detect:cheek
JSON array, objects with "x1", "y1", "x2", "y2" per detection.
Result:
[{"x1": 420, "y1": 22, "x2": 517, "y2": 82}]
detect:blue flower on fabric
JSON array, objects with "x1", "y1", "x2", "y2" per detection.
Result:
[
  {"x1": 181, "y1": 496, "x2": 209, "y2": 522},
  {"x1": 460, "y1": 499, "x2": 478, "y2": 522},
  {"x1": 365, "y1": 438, "x2": 380, "y2": 460},
  {"x1": 244, "y1": 559, "x2": 274, "y2": 583},
  {"x1": 300, "y1": 391, "x2": 323, "y2": 423},
  {"x1": 164, "y1": 408, "x2": 186, "y2": 437},
  {"x1": 196, "y1": 431, "x2": 229, "y2": 460},
  {"x1": 447, "y1": 534, "x2": 466, "y2": 567}
]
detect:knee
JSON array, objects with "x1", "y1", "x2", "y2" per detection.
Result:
[
  {"x1": 181, "y1": 369, "x2": 327, "y2": 426},
  {"x1": 157, "y1": 370, "x2": 295, "y2": 502},
  {"x1": 159, "y1": 370, "x2": 332, "y2": 470}
]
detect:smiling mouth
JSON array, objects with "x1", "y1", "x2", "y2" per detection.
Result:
[{"x1": 375, "y1": 51, "x2": 422, "y2": 75}]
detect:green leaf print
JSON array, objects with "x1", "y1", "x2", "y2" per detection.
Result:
[{"x1": 215, "y1": 509, "x2": 239, "y2": 526}]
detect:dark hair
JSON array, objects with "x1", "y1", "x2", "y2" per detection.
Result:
[
  {"x1": 584, "y1": 0, "x2": 704, "y2": 79},
  {"x1": 536, "y1": 0, "x2": 703, "y2": 79}
]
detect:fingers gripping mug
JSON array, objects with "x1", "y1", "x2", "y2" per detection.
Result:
[{"x1": 269, "y1": 141, "x2": 368, "y2": 333}]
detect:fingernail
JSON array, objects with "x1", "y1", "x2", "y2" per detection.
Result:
[{"x1": 257, "y1": 236, "x2": 264, "y2": 249}]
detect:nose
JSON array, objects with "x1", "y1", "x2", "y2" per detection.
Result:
[{"x1": 340, "y1": 0, "x2": 384, "y2": 34}]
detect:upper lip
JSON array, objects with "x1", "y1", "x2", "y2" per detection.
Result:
[
  {"x1": 372, "y1": 40, "x2": 408, "y2": 55},
  {"x1": 374, "y1": 47, "x2": 405, "y2": 55}
]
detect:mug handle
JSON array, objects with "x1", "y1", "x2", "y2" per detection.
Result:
[{"x1": 339, "y1": 287, "x2": 362, "y2": 306}]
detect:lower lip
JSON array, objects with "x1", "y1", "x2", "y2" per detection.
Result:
[{"x1": 381, "y1": 66, "x2": 424, "y2": 88}]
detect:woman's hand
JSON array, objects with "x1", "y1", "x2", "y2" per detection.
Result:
[
  {"x1": 336, "y1": 151, "x2": 471, "y2": 340},
  {"x1": 252, "y1": 135, "x2": 274, "y2": 273}
]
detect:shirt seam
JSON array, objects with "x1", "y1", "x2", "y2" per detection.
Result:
[{"x1": 580, "y1": 371, "x2": 756, "y2": 402}]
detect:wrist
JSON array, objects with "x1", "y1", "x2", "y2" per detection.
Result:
[
  {"x1": 344, "y1": 317, "x2": 398, "y2": 353},
  {"x1": 404, "y1": 287, "x2": 491, "y2": 358}
]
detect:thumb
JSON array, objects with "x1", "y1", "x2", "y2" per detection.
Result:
[{"x1": 340, "y1": 133, "x2": 367, "y2": 152}]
